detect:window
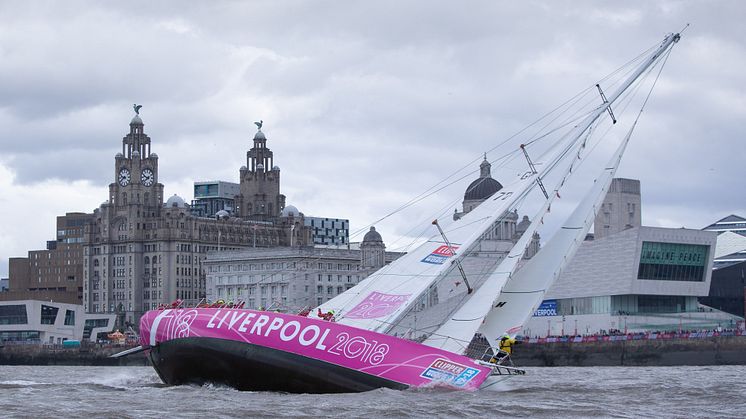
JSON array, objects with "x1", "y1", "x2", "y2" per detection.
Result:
[
  {"x1": 637, "y1": 242, "x2": 709, "y2": 282},
  {"x1": 64, "y1": 310, "x2": 75, "y2": 326},
  {"x1": 41, "y1": 305, "x2": 59, "y2": 325},
  {"x1": 0, "y1": 305, "x2": 28, "y2": 325}
]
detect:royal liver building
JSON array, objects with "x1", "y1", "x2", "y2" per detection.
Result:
[{"x1": 82, "y1": 110, "x2": 311, "y2": 327}]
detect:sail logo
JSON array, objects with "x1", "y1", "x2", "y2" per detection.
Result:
[
  {"x1": 345, "y1": 292, "x2": 411, "y2": 319},
  {"x1": 420, "y1": 358, "x2": 480, "y2": 387},
  {"x1": 421, "y1": 245, "x2": 458, "y2": 265}
]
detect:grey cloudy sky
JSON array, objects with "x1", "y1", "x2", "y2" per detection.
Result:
[{"x1": 1, "y1": 0, "x2": 744, "y2": 277}]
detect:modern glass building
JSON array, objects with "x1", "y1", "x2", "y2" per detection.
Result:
[
  {"x1": 304, "y1": 217, "x2": 350, "y2": 246},
  {"x1": 0, "y1": 300, "x2": 115, "y2": 344},
  {"x1": 190, "y1": 180, "x2": 241, "y2": 218},
  {"x1": 523, "y1": 226, "x2": 740, "y2": 336}
]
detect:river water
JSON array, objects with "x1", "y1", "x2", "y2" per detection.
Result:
[{"x1": 0, "y1": 365, "x2": 742, "y2": 418}]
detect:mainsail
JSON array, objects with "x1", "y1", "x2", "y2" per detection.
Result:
[{"x1": 314, "y1": 134, "x2": 577, "y2": 333}]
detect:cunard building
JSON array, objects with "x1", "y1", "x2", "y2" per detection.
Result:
[{"x1": 82, "y1": 110, "x2": 311, "y2": 326}]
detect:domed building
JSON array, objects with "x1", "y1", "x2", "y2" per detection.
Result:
[
  {"x1": 452, "y1": 155, "x2": 540, "y2": 255},
  {"x1": 454, "y1": 156, "x2": 503, "y2": 220},
  {"x1": 361, "y1": 227, "x2": 386, "y2": 268}
]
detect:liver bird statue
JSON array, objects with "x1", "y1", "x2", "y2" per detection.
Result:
[
  {"x1": 254, "y1": 120, "x2": 263, "y2": 130},
  {"x1": 133, "y1": 104, "x2": 142, "y2": 115}
]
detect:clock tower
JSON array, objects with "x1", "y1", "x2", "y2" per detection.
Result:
[
  {"x1": 111, "y1": 111, "x2": 164, "y2": 213},
  {"x1": 237, "y1": 125, "x2": 286, "y2": 219}
]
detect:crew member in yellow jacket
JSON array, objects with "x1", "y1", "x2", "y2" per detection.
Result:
[{"x1": 490, "y1": 334, "x2": 518, "y2": 364}]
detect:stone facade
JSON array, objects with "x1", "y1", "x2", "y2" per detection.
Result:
[
  {"x1": 237, "y1": 129, "x2": 286, "y2": 220},
  {"x1": 204, "y1": 232, "x2": 403, "y2": 312},
  {"x1": 594, "y1": 178, "x2": 641, "y2": 239}
]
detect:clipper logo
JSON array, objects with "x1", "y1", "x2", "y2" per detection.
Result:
[
  {"x1": 421, "y1": 245, "x2": 458, "y2": 265},
  {"x1": 421, "y1": 358, "x2": 480, "y2": 387}
]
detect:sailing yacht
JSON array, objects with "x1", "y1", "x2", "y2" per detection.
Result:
[{"x1": 129, "y1": 31, "x2": 683, "y2": 392}]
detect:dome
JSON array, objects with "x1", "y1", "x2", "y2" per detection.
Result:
[
  {"x1": 256, "y1": 163, "x2": 264, "y2": 171},
  {"x1": 132, "y1": 150, "x2": 140, "y2": 158},
  {"x1": 151, "y1": 152, "x2": 158, "y2": 158},
  {"x1": 464, "y1": 177, "x2": 502, "y2": 201},
  {"x1": 240, "y1": 165, "x2": 248, "y2": 171},
  {"x1": 280, "y1": 205, "x2": 301, "y2": 217},
  {"x1": 254, "y1": 130, "x2": 266, "y2": 140},
  {"x1": 362, "y1": 226, "x2": 383, "y2": 243},
  {"x1": 115, "y1": 152, "x2": 124, "y2": 158},
  {"x1": 165, "y1": 194, "x2": 186, "y2": 208},
  {"x1": 272, "y1": 165, "x2": 280, "y2": 171},
  {"x1": 130, "y1": 115, "x2": 143, "y2": 125},
  {"x1": 215, "y1": 210, "x2": 230, "y2": 219}
]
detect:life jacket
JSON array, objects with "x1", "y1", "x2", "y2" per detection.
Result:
[{"x1": 499, "y1": 337, "x2": 514, "y2": 354}]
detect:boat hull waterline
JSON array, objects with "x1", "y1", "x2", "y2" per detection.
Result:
[{"x1": 140, "y1": 308, "x2": 492, "y2": 392}]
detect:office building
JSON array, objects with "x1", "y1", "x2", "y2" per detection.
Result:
[
  {"x1": 0, "y1": 300, "x2": 115, "y2": 344},
  {"x1": 523, "y1": 179, "x2": 741, "y2": 336},
  {"x1": 1, "y1": 212, "x2": 92, "y2": 304},
  {"x1": 191, "y1": 180, "x2": 240, "y2": 218}
]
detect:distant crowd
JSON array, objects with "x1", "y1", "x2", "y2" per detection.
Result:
[{"x1": 522, "y1": 328, "x2": 745, "y2": 344}]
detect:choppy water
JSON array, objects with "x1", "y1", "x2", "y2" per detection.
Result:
[{"x1": 0, "y1": 365, "x2": 743, "y2": 418}]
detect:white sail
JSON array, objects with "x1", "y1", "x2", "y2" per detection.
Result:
[{"x1": 477, "y1": 121, "x2": 636, "y2": 346}]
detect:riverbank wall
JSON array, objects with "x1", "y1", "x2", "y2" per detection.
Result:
[
  {"x1": 3, "y1": 336, "x2": 746, "y2": 367},
  {"x1": 0, "y1": 344, "x2": 150, "y2": 366},
  {"x1": 512, "y1": 335, "x2": 746, "y2": 366}
]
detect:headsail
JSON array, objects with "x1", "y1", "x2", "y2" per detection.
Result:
[{"x1": 477, "y1": 120, "x2": 636, "y2": 345}]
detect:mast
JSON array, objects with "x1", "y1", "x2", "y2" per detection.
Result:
[
  {"x1": 424, "y1": 32, "x2": 682, "y2": 353},
  {"x1": 315, "y1": 32, "x2": 681, "y2": 337}
]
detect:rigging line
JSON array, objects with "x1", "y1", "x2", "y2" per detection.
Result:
[
  {"x1": 518, "y1": 42, "x2": 659, "y2": 153},
  {"x1": 489, "y1": 49, "x2": 676, "y2": 308},
  {"x1": 334, "y1": 43, "x2": 674, "y2": 318},
  {"x1": 348, "y1": 147, "x2": 526, "y2": 239},
  {"x1": 349, "y1": 43, "x2": 659, "y2": 240},
  {"x1": 350, "y1": 45, "x2": 659, "y2": 241}
]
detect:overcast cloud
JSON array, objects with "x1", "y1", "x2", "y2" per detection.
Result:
[{"x1": 1, "y1": 0, "x2": 744, "y2": 277}]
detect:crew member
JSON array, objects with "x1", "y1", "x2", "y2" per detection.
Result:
[
  {"x1": 499, "y1": 333, "x2": 516, "y2": 356},
  {"x1": 490, "y1": 334, "x2": 518, "y2": 364}
]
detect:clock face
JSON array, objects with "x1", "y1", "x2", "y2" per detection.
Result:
[
  {"x1": 141, "y1": 168, "x2": 154, "y2": 187},
  {"x1": 118, "y1": 168, "x2": 131, "y2": 186}
]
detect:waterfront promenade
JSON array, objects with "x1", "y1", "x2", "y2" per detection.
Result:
[
  {"x1": 2, "y1": 333, "x2": 745, "y2": 367},
  {"x1": 513, "y1": 334, "x2": 746, "y2": 367}
]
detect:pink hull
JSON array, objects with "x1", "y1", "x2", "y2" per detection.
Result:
[{"x1": 140, "y1": 308, "x2": 491, "y2": 390}]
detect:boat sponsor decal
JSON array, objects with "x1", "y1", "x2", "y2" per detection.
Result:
[
  {"x1": 345, "y1": 291, "x2": 411, "y2": 319},
  {"x1": 420, "y1": 358, "x2": 481, "y2": 387},
  {"x1": 203, "y1": 310, "x2": 390, "y2": 366},
  {"x1": 420, "y1": 245, "x2": 458, "y2": 265}
]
